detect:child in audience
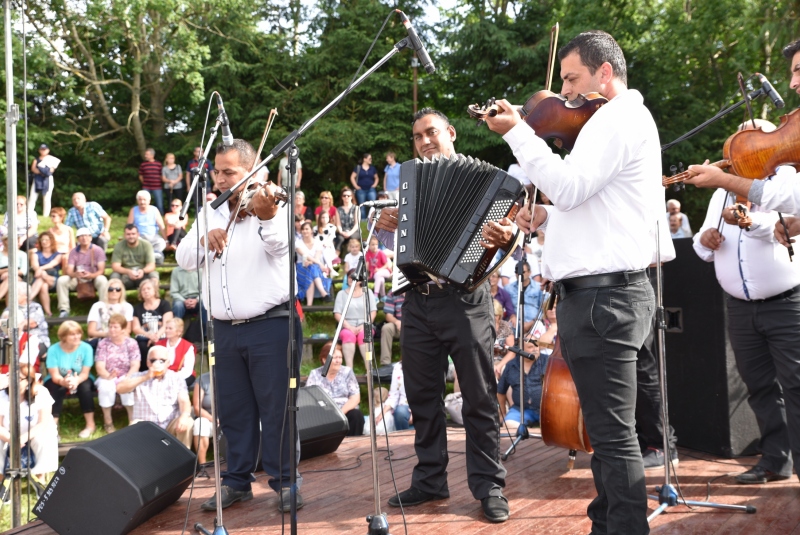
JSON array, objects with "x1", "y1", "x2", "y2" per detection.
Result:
[
  {"x1": 363, "y1": 386, "x2": 395, "y2": 435},
  {"x1": 315, "y1": 211, "x2": 340, "y2": 273},
  {"x1": 342, "y1": 238, "x2": 363, "y2": 291},
  {"x1": 365, "y1": 236, "x2": 392, "y2": 300}
]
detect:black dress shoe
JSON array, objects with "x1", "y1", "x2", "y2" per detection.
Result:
[
  {"x1": 388, "y1": 486, "x2": 449, "y2": 507},
  {"x1": 734, "y1": 466, "x2": 790, "y2": 485},
  {"x1": 200, "y1": 485, "x2": 253, "y2": 510},
  {"x1": 481, "y1": 495, "x2": 510, "y2": 523}
]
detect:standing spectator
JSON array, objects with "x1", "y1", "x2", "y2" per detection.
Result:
[
  {"x1": 156, "y1": 318, "x2": 196, "y2": 388},
  {"x1": 294, "y1": 191, "x2": 314, "y2": 222},
  {"x1": 28, "y1": 144, "x2": 60, "y2": 217},
  {"x1": 170, "y1": 265, "x2": 201, "y2": 319},
  {"x1": 315, "y1": 191, "x2": 339, "y2": 228},
  {"x1": 383, "y1": 152, "x2": 401, "y2": 201},
  {"x1": 116, "y1": 346, "x2": 193, "y2": 448},
  {"x1": 365, "y1": 236, "x2": 391, "y2": 300},
  {"x1": 666, "y1": 199, "x2": 692, "y2": 236},
  {"x1": 296, "y1": 222, "x2": 332, "y2": 306},
  {"x1": 277, "y1": 150, "x2": 302, "y2": 189},
  {"x1": 350, "y1": 153, "x2": 379, "y2": 219},
  {"x1": 4, "y1": 195, "x2": 38, "y2": 252},
  {"x1": 44, "y1": 321, "x2": 95, "y2": 439},
  {"x1": 0, "y1": 235, "x2": 29, "y2": 300},
  {"x1": 131, "y1": 278, "x2": 173, "y2": 369},
  {"x1": 185, "y1": 146, "x2": 216, "y2": 212},
  {"x1": 386, "y1": 362, "x2": 412, "y2": 430},
  {"x1": 337, "y1": 187, "x2": 360, "y2": 256},
  {"x1": 127, "y1": 190, "x2": 167, "y2": 265},
  {"x1": 56, "y1": 228, "x2": 109, "y2": 318},
  {"x1": 333, "y1": 274, "x2": 377, "y2": 370},
  {"x1": 94, "y1": 314, "x2": 140, "y2": 433},
  {"x1": 489, "y1": 271, "x2": 515, "y2": 325},
  {"x1": 669, "y1": 213, "x2": 688, "y2": 239},
  {"x1": 164, "y1": 198, "x2": 188, "y2": 251},
  {"x1": 139, "y1": 148, "x2": 164, "y2": 214},
  {"x1": 193, "y1": 372, "x2": 214, "y2": 464},
  {"x1": 110, "y1": 224, "x2": 159, "y2": 289},
  {"x1": 380, "y1": 291, "x2": 404, "y2": 366},
  {"x1": 161, "y1": 153, "x2": 184, "y2": 207},
  {"x1": 306, "y1": 342, "x2": 364, "y2": 436},
  {"x1": 86, "y1": 277, "x2": 134, "y2": 348},
  {"x1": 65, "y1": 192, "x2": 112, "y2": 250},
  {"x1": 29, "y1": 231, "x2": 61, "y2": 317},
  {"x1": 47, "y1": 207, "x2": 75, "y2": 267},
  {"x1": 504, "y1": 261, "x2": 544, "y2": 333}
]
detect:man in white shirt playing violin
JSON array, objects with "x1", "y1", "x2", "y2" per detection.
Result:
[{"x1": 483, "y1": 30, "x2": 663, "y2": 535}]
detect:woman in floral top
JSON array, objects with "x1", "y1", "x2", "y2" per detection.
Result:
[
  {"x1": 94, "y1": 314, "x2": 140, "y2": 433},
  {"x1": 306, "y1": 341, "x2": 363, "y2": 436},
  {"x1": 86, "y1": 277, "x2": 134, "y2": 351}
]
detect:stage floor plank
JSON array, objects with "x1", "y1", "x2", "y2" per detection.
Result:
[{"x1": 4, "y1": 428, "x2": 800, "y2": 534}]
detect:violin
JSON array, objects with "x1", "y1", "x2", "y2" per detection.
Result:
[{"x1": 467, "y1": 90, "x2": 608, "y2": 152}]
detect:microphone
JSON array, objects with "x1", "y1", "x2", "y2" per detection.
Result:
[
  {"x1": 505, "y1": 345, "x2": 537, "y2": 360},
  {"x1": 396, "y1": 10, "x2": 435, "y2": 74},
  {"x1": 755, "y1": 73, "x2": 785, "y2": 109},
  {"x1": 361, "y1": 199, "x2": 398, "y2": 209},
  {"x1": 216, "y1": 94, "x2": 235, "y2": 146}
]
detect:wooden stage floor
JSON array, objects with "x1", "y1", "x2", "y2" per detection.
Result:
[{"x1": 5, "y1": 428, "x2": 800, "y2": 534}]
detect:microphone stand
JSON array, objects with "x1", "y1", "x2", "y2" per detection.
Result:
[
  {"x1": 646, "y1": 220, "x2": 755, "y2": 521},
  {"x1": 320, "y1": 212, "x2": 392, "y2": 535}
]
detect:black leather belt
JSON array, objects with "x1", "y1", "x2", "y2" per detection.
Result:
[
  {"x1": 215, "y1": 301, "x2": 291, "y2": 325},
  {"x1": 413, "y1": 283, "x2": 453, "y2": 296},
  {"x1": 559, "y1": 269, "x2": 648, "y2": 293},
  {"x1": 732, "y1": 284, "x2": 800, "y2": 304}
]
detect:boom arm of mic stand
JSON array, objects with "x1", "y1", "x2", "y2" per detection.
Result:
[{"x1": 181, "y1": 119, "x2": 221, "y2": 220}]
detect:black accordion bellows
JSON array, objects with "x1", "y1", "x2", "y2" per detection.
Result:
[{"x1": 396, "y1": 154, "x2": 524, "y2": 292}]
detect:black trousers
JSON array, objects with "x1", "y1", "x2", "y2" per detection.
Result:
[
  {"x1": 726, "y1": 291, "x2": 800, "y2": 477},
  {"x1": 345, "y1": 408, "x2": 364, "y2": 436},
  {"x1": 44, "y1": 378, "x2": 94, "y2": 417},
  {"x1": 213, "y1": 315, "x2": 303, "y2": 493},
  {"x1": 557, "y1": 278, "x2": 654, "y2": 535},
  {"x1": 401, "y1": 282, "x2": 506, "y2": 500},
  {"x1": 635, "y1": 270, "x2": 677, "y2": 452}
]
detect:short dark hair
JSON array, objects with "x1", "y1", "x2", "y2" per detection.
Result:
[
  {"x1": 783, "y1": 38, "x2": 800, "y2": 60},
  {"x1": 216, "y1": 139, "x2": 256, "y2": 170},
  {"x1": 412, "y1": 107, "x2": 450, "y2": 127},
  {"x1": 558, "y1": 30, "x2": 627, "y2": 85},
  {"x1": 124, "y1": 223, "x2": 138, "y2": 232}
]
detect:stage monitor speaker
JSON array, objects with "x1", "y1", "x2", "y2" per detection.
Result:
[
  {"x1": 663, "y1": 238, "x2": 760, "y2": 458},
  {"x1": 34, "y1": 422, "x2": 196, "y2": 535},
  {"x1": 219, "y1": 385, "x2": 349, "y2": 464}
]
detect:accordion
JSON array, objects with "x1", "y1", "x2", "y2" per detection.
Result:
[{"x1": 395, "y1": 154, "x2": 525, "y2": 292}]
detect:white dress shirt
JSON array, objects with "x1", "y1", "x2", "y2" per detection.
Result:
[
  {"x1": 748, "y1": 166, "x2": 800, "y2": 215},
  {"x1": 176, "y1": 200, "x2": 292, "y2": 321},
  {"x1": 503, "y1": 89, "x2": 664, "y2": 281},
  {"x1": 692, "y1": 187, "x2": 800, "y2": 300}
]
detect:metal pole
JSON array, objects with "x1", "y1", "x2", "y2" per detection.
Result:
[
  {"x1": 5, "y1": 0, "x2": 22, "y2": 526},
  {"x1": 412, "y1": 54, "x2": 418, "y2": 158}
]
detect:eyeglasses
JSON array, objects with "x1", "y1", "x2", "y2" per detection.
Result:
[
  {"x1": 342, "y1": 194, "x2": 352, "y2": 198},
  {"x1": 108, "y1": 287, "x2": 122, "y2": 292},
  {"x1": 148, "y1": 358, "x2": 166, "y2": 364},
  {"x1": 171, "y1": 203, "x2": 181, "y2": 207}
]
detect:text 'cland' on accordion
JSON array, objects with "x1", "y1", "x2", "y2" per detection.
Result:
[{"x1": 395, "y1": 154, "x2": 526, "y2": 292}]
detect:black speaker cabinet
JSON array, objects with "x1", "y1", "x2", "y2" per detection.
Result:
[
  {"x1": 663, "y1": 238, "x2": 760, "y2": 458},
  {"x1": 34, "y1": 422, "x2": 196, "y2": 535}
]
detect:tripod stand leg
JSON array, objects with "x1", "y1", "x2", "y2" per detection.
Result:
[
  {"x1": 567, "y1": 449, "x2": 577, "y2": 471},
  {"x1": 501, "y1": 424, "x2": 529, "y2": 461}
]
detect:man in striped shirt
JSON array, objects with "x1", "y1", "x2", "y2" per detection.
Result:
[{"x1": 139, "y1": 148, "x2": 164, "y2": 214}]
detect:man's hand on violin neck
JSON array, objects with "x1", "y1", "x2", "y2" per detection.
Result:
[
  {"x1": 250, "y1": 185, "x2": 279, "y2": 221},
  {"x1": 685, "y1": 162, "x2": 753, "y2": 200},
  {"x1": 699, "y1": 228, "x2": 724, "y2": 251},
  {"x1": 484, "y1": 99, "x2": 521, "y2": 136},
  {"x1": 201, "y1": 229, "x2": 229, "y2": 254},
  {"x1": 775, "y1": 216, "x2": 800, "y2": 248},
  {"x1": 721, "y1": 205, "x2": 748, "y2": 226}
]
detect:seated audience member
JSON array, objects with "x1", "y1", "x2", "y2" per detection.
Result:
[
  {"x1": 111, "y1": 224, "x2": 159, "y2": 290},
  {"x1": 529, "y1": 230, "x2": 545, "y2": 271},
  {"x1": 492, "y1": 300, "x2": 516, "y2": 379},
  {"x1": 333, "y1": 272, "x2": 377, "y2": 369},
  {"x1": 499, "y1": 247, "x2": 541, "y2": 288},
  {"x1": 296, "y1": 222, "x2": 332, "y2": 306},
  {"x1": 497, "y1": 339, "x2": 548, "y2": 432},
  {"x1": 294, "y1": 214, "x2": 304, "y2": 242},
  {"x1": 489, "y1": 271, "x2": 515, "y2": 325},
  {"x1": 127, "y1": 190, "x2": 167, "y2": 265},
  {"x1": 44, "y1": 321, "x2": 95, "y2": 438},
  {"x1": 0, "y1": 234, "x2": 29, "y2": 300},
  {"x1": 116, "y1": 346, "x2": 193, "y2": 448},
  {"x1": 65, "y1": 192, "x2": 112, "y2": 250},
  {"x1": 170, "y1": 266, "x2": 202, "y2": 319},
  {"x1": 47, "y1": 207, "x2": 75, "y2": 267},
  {"x1": 163, "y1": 198, "x2": 188, "y2": 251},
  {"x1": 666, "y1": 199, "x2": 692, "y2": 236},
  {"x1": 294, "y1": 191, "x2": 315, "y2": 222},
  {"x1": 314, "y1": 211, "x2": 340, "y2": 271},
  {"x1": 380, "y1": 290, "x2": 404, "y2": 366},
  {"x1": 306, "y1": 342, "x2": 363, "y2": 436},
  {"x1": 56, "y1": 227, "x2": 109, "y2": 317},
  {"x1": 315, "y1": 191, "x2": 339, "y2": 228},
  {"x1": 365, "y1": 236, "x2": 392, "y2": 300},
  {"x1": 536, "y1": 304, "x2": 558, "y2": 357},
  {"x1": 156, "y1": 318, "x2": 196, "y2": 388},
  {"x1": 336, "y1": 187, "x2": 360, "y2": 254},
  {"x1": 504, "y1": 261, "x2": 544, "y2": 333},
  {"x1": 386, "y1": 362, "x2": 411, "y2": 431},
  {"x1": 86, "y1": 278, "x2": 134, "y2": 350},
  {"x1": 3, "y1": 195, "x2": 38, "y2": 252},
  {"x1": 0, "y1": 356, "x2": 58, "y2": 482},
  {"x1": 669, "y1": 213, "x2": 688, "y2": 239},
  {"x1": 29, "y1": 231, "x2": 61, "y2": 317},
  {"x1": 94, "y1": 314, "x2": 140, "y2": 433},
  {"x1": 193, "y1": 372, "x2": 214, "y2": 464},
  {"x1": 3, "y1": 283, "x2": 50, "y2": 357},
  {"x1": 364, "y1": 386, "x2": 395, "y2": 435},
  {"x1": 131, "y1": 278, "x2": 172, "y2": 368}
]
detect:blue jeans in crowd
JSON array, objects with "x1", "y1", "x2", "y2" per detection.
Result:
[
  {"x1": 146, "y1": 188, "x2": 164, "y2": 214},
  {"x1": 355, "y1": 187, "x2": 377, "y2": 219},
  {"x1": 394, "y1": 404, "x2": 412, "y2": 430}
]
